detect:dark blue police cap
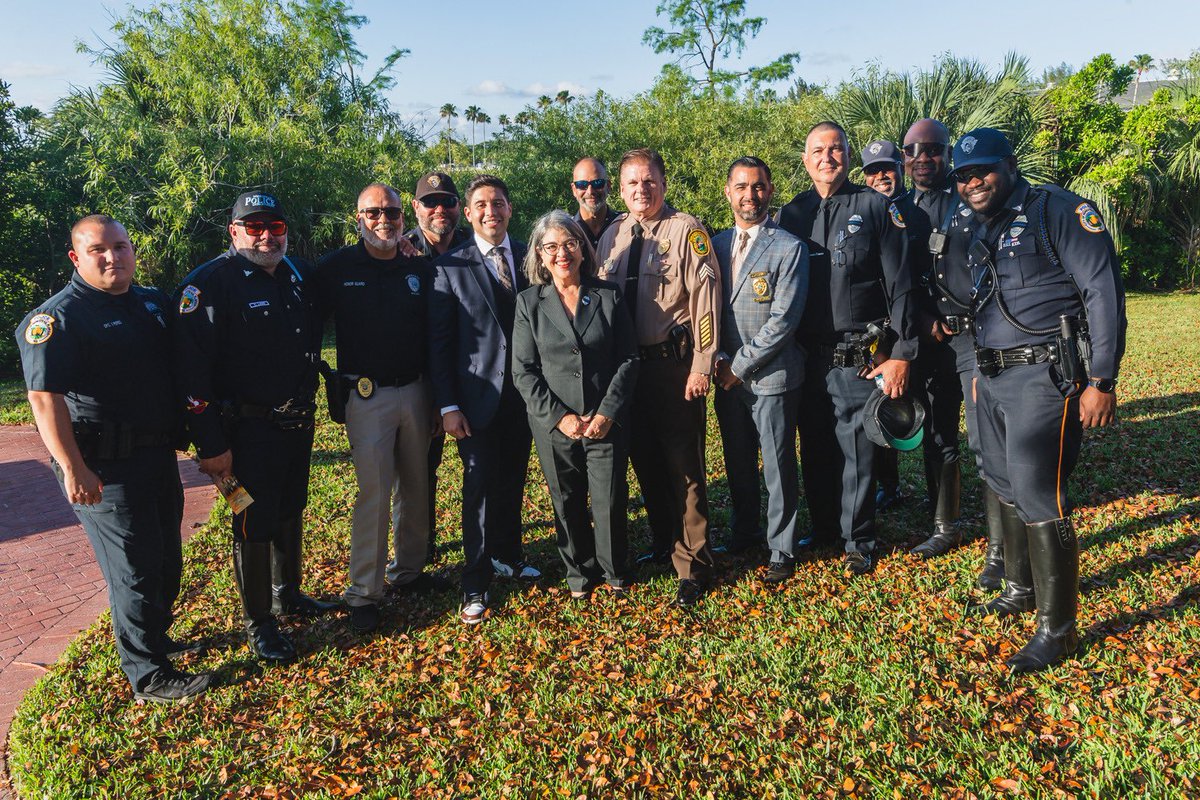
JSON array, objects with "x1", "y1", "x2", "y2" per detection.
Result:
[
  {"x1": 861, "y1": 140, "x2": 902, "y2": 170},
  {"x1": 232, "y1": 191, "x2": 284, "y2": 222},
  {"x1": 949, "y1": 128, "x2": 1014, "y2": 179}
]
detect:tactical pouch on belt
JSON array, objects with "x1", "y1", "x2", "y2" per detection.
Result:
[
  {"x1": 318, "y1": 360, "x2": 346, "y2": 425},
  {"x1": 1054, "y1": 315, "x2": 1090, "y2": 384},
  {"x1": 668, "y1": 324, "x2": 693, "y2": 362}
]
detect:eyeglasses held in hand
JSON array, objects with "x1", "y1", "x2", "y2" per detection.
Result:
[
  {"x1": 418, "y1": 196, "x2": 459, "y2": 209},
  {"x1": 359, "y1": 206, "x2": 404, "y2": 221},
  {"x1": 236, "y1": 220, "x2": 288, "y2": 236},
  {"x1": 540, "y1": 239, "x2": 581, "y2": 256},
  {"x1": 573, "y1": 179, "x2": 607, "y2": 190},
  {"x1": 903, "y1": 142, "x2": 948, "y2": 159}
]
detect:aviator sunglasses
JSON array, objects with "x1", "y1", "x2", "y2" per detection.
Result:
[
  {"x1": 359, "y1": 206, "x2": 404, "y2": 221},
  {"x1": 235, "y1": 219, "x2": 288, "y2": 236},
  {"x1": 902, "y1": 142, "x2": 948, "y2": 159}
]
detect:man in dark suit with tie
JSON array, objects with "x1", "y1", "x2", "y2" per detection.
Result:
[
  {"x1": 429, "y1": 175, "x2": 542, "y2": 625},
  {"x1": 712, "y1": 157, "x2": 810, "y2": 581}
]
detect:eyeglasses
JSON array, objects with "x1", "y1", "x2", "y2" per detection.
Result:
[
  {"x1": 573, "y1": 179, "x2": 607, "y2": 190},
  {"x1": 236, "y1": 219, "x2": 288, "y2": 236},
  {"x1": 359, "y1": 206, "x2": 403, "y2": 221},
  {"x1": 863, "y1": 163, "x2": 898, "y2": 175},
  {"x1": 539, "y1": 239, "x2": 581, "y2": 257},
  {"x1": 418, "y1": 196, "x2": 459, "y2": 209},
  {"x1": 953, "y1": 164, "x2": 996, "y2": 183},
  {"x1": 902, "y1": 142, "x2": 948, "y2": 159}
]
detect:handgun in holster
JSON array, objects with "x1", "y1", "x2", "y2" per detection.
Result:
[
  {"x1": 1054, "y1": 315, "x2": 1091, "y2": 384},
  {"x1": 668, "y1": 324, "x2": 693, "y2": 362}
]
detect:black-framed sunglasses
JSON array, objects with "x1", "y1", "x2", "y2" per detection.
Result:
[
  {"x1": 903, "y1": 142, "x2": 948, "y2": 159},
  {"x1": 573, "y1": 179, "x2": 607, "y2": 190},
  {"x1": 359, "y1": 206, "x2": 403, "y2": 221},
  {"x1": 953, "y1": 164, "x2": 997, "y2": 183},
  {"x1": 418, "y1": 196, "x2": 459, "y2": 209},
  {"x1": 863, "y1": 163, "x2": 899, "y2": 175}
]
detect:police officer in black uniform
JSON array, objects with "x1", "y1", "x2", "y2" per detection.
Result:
[
  {"x1": 17, "y1": 214, "x2": 210, "y2": 702},
  {"x1": 777, "y1": 122, "x2": 918, "y2": 575},
  {"x1": 175, "y1": 191, "x2": 335, "y2": 663},
  {"x1": 952, "y1": 128, "x2": 1126, "y2": 673}
]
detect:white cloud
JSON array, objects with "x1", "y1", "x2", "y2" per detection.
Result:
[
  {"x1": 523, "y1": 81, "x2": 588, "y2": 97},
  {"x1": 465, "y1": 79, "x2": 590, "y2": 98},
  {"x1": 470, "y1": 80, "x2": 516, "y2": 96},
  {"x1": 0, "y1": 62, "x2": 69, "y2": 79}
]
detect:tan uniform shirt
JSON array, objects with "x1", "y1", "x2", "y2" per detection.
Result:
[{"x1": 596, "y1": 206, "x2": 721, "y2": 375}]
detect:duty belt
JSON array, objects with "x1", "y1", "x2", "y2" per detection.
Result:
[
  {"x1": 975, "y1": 344, "x2": 1056, "y2": 377},
  {"x1": 72, "y1": 421, "x2": 174, "y2": 460},
  {"x1": 639, "y1": 341, "x2": 674, "y2": 361},
  {"x1": 235, "y1": 399, "x2": 317, "y2": 430},
  {"x1": 351, "y1": 373, "x2": 420, "y2": 388}
]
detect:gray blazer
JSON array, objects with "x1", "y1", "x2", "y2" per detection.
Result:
[
  {"x1": 512, "y1": 276, "x2": 640, "y2": 434},
  {"x1": 714, "y1": 220, "x2": 809, "y2": 395}
]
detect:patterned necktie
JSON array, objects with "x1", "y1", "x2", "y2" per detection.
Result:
[
  {"x1": 732, "y1": 230, "x2": 750, "y2": 286},
  {"x1": 488, "y1": 246, "x2": 513, "y2": 295}
]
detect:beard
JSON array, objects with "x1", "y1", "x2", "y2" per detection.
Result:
[
  {"x1": 578, "y1": 197, "x2": 606, "y2": 215},
  {"x1": 237, "y1": 242, "x2": 286, "y2": 269},
  {"x1": 360, "y1": 221, "x2": 399, "y2": 252}
]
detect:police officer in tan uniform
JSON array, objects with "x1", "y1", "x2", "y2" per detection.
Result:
[{"x1": 595, "y1": 147, "x2": 721, "y2": 607}]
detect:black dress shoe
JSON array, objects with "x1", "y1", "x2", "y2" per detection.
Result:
[
  {"x1": 635, "y1": 549, "x2": 671, "y2": 566},
  {"x1": 763, "y1": 560, "x2": 795, "y2": 584},
  {"x1": 134, "y1": 668, "x2": 212, "y2": 704},
  {"x1": 671, "y1": 579, "x2": 705, "y2": 607},
  {"x1": 246, "y1": 619, "x2": 297, "y2": 662},
  {"x1": 843, "y1": 552, "x2": 875, "y2": 576},
  {"x1": 349, "y1": 603, "x2": 381, "y2": 634},
  {"x1": 273, "y1": 592, "x2": 339, "y2": 617}
]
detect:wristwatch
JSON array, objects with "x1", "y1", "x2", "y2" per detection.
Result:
[{"x1": 1087, "y1": 377, "x2": 1117, "y2": 393}]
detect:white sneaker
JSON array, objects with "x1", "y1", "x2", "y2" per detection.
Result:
[
  {"x1": 491, "y1": 558, "x2": 542, "y2": 581},
  {"x1": 460, "y1": 593, "x2": 488, "y2": 625}
]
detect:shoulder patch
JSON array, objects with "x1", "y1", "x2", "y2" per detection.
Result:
[
  {"x1": 1075, "y1": 202, "x2": 1105, "y2": 234},
  {"x1": 888, "y1": 203, "x2": 906, "y2": 229},
  {"x1": 179, "y1": 285, "x2": 201, "y2": 314},
  {"x1": 688, "y1": 229, "x2": 712, "y2": 257},
  {"x1": 24, "y1": 313, "x2": 55, "y2": 345}
]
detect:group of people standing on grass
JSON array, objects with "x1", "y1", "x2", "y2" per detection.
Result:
[{"x1": 15, "y1": 119, "x2": 1125, "y2": 704}]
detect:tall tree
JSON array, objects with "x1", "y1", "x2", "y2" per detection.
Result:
[
  {"x1": 642, "y1": 0, "x2": 799, "y2": 97},
  {"x1": 464, "y1": 105, "x2": 481, "y2": 164},
  {"x1": 537, "y1": 95, "x2": 553, "y2": 109},
  {"x1": 439, "y1": 103, "x2": 458, "y2": 166},
  {"x1": 1129, "y1": 53, "x2": 1154, "y2": 105},
  {"x1": 555, "y1": 90, "x2": 574, "y2": 105}
]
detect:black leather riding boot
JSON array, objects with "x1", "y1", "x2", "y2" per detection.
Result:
[
  {"x1": 234, "y1": 540, "x2": 296, "y2": 662},
  {"x1": 271, "y1": 514, "x2": 337, "y2": 617},
  {"x1": 975, "y1": 487, "x2": 1006, "y2": 590},
  {"x1": 1006, "y1": 517, "x2": 1079, "y2": 674},
  {"x1": 967, "y1": 499, "x2": 1036, "y2": 616},
  {"x1": 911, "y1": 461, "x2": 962, "y2": 559}
]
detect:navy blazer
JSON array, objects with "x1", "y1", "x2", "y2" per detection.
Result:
[
  {"x1": 429, "y1": 238, "x2": 528, "y2": 429},
  {"x1": 511, "y1": 276, "x2": 640, "y2": 435}
]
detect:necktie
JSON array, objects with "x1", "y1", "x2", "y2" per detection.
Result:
[
  {"x1": 819, "y1": 198, "x2": 833, "y2": 247},
  {"x1": 625, "y1": 223, "x2": 643, "y2": 319},
  {"x1": 732, "y1": 230, "x2": 750, "y2": 287},
  {"x1": 488, "y1": 246, "x2": 513, "y2": 295}
]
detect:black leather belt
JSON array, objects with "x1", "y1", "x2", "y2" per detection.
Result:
[
  {"x1": 236, "y1": 400, "x2": 316, "y2": 430},
  {"x1": 976, "y1": 344, "x2": 1055, "y2": 376},
  {"x1": 639, "y1": 341, "x2": 673, "y2": 361},
  {"x1": 72, "y1": 422, "x2": 174, "y2": 459},
  {"x1": 362, "y1": 374, "x2": 420, "y2": 388}
]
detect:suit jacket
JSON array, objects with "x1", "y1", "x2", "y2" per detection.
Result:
[
  {"x1": 429, "y1": 238, "x2": 529, "y2": 429},
  {"x1": 512, "y1": 276, "x2": 640, "y2": 435},
  {"x1": 714, "y1": 220, "x2": 809, "y2": 395}
]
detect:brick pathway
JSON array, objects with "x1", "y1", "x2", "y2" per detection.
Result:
[{"x1": 0, "y1": 425, "x2": 215, "y2": 799}]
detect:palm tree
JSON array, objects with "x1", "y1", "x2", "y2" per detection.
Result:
[
  {"x1": 439, "y1": 103, "x2": 457, "y2": 166},
  {"x1": 464, "y1": 104, "x2": 482, "y2": 164},
  {"x1": 477, "y1": 112, "x2": 491, "y2": 163},
  {"x1": 537, "y1": 95, "x2": 553, "y2": 109},
  {"x1": 497, "y1": 114, "x2": 510, "y2": 127},
  {"x1": 1129, "y1": 54, "x2": 1154, "y2": 105},
  {"x1": 514, "y1": 110, "x2": 533, "y2": 126},
  {"x1": 555, "y1": 90, "x2": 574, "y2": 105}
]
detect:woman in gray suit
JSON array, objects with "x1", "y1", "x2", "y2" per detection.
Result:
[{"x1": 512, "y1": 210, "x2": 639, "y2": 598}]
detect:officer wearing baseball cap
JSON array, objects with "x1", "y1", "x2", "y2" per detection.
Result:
[{"x1": 952, "y1": 127, "x2": 1126, "y2": 673}]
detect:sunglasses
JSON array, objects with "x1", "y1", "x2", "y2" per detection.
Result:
[
  {"x1": 573, "y1": 179, "x2": 607, "y2": 190},
  {"x1": 539, "y1": 239, "x2": 581, "y2": 257},
  {"x1": 236, "y1": 219, "x2": 287, "y2": 236},
  {"x1": 359, "y1": 206, "x2": 403, "y2": 221},
  {"x1": 902, "y1": 142, "x2": 948, "y2": 159},
  {"x1": 953, "y1": 164, "x2": 997, "y2": 183},
  {"x1": 863, "y1": 163, "x2": 898, "y2": 175},
  {"x1": 418, "y1": 196, "x2": 459, "y2": 209}
]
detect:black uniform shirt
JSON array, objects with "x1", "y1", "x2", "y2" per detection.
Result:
[
  {"x1": 968, "y1": 177, "x2": 1126, "y2": 378},
  {"x1": 777, "y1": 181, "x2": 917, "y2": 359},
  {"x1": 573, "y1": 207, "x2": 620, "y2": 249},
  {"x1": 403, "y1": 226, "x2": 471, "y2": 260},
  {"x1": 316, "y1": 241, "x2": 431, "y2": 380},
  {"x1": 16, "y1": 272, "x2": 177, "y2": 435},
  {"x1": 173, "y1": 249, "x2": 321, "y2": 457}
]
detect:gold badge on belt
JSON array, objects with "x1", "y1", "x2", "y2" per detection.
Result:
[{"x1": 356, "y1": 377, "x2": 375, "y2": 399}]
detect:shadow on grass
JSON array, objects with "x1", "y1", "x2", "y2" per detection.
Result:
[
  {"x1": 1079, "y1": 500, "x2": 1200, "y2": 552},
  {"x1": 1084, "y1": 529, "x2": 1200, "y2": 596},
  {"x1": 1085, "y1": 583, "x2": 1200, "y2": 644}
]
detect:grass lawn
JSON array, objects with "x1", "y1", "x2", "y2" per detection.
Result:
[{"x1": 6, "y1": 292, "x2": 1199, "y2": 798}]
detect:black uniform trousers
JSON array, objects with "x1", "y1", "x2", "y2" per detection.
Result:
[
  {"x1": 629, "y1": 358, "x2": 713, "y2": 581},
  {"x1": 56, "y1": 446, "x2": 183, "y2": 692},
  {"x1": 532, "y1": 425, "x2": 630, "y2": 592},
  {"x1": 913, "y1": 336, "x2": 963, "y2": 490},
  {"x1": 455, "y1": 384, "x2": 532, "y2": 596},
  {"x1": 230, "y1": 418, "x2": 314, "y2": 543},
  {"x1": 975, "y1": 362, "x2": 1083, "y2": 523}
]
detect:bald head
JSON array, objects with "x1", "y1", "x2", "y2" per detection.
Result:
[
  {"x1": 571, "y1": 157, "x2": 611, "y2": 217},
  {"x1": 903, "y1": 118, "x2": 951, "y2": 191},
  {"x1": 357, "y1": 182, "x2": 400, "y2": 207}
]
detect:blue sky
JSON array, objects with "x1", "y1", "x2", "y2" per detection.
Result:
[{"x1": 3, "y1": 0, "x2": 1197, "y2": 139}]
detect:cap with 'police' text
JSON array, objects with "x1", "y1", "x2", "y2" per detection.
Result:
[{"x1": 231, "y1": 191, "x2": 284, "y2": 221}]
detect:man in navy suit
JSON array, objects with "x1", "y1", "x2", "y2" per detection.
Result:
[
  {"x1": 429, "y1": 175, "x2": 542, "y2": 624},
  {"x1": 712, "y1": 157, "x2": 810, "y2": 581}
]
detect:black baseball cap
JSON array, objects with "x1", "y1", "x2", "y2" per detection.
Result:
[
  {"x1": 861, "y1": 140, "x2": 902, "y2": 170},
  {"x1": 414, "y1": 172, "x2": 459, "y2": 200},
  {"x1": 949, "y1": 128, "x2": 1014, "y2": 179},
  {"x1": 231, "y1": 191, "x2": 284, "y2": 221}
]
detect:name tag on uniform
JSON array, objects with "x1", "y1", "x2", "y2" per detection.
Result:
[
  {"x1": 343, "y1": 281, "x2": 367, "y2": 287},
  {"x1": 248, "y1": 300, "x2": 270, "y2": 309}
]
